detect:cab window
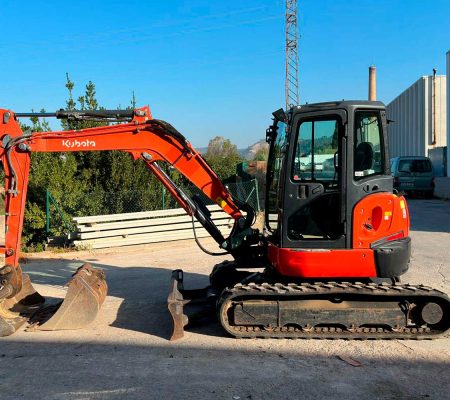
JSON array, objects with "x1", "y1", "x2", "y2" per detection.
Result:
[
  {"x1": 354, "y1": 111, "x2": 384, "y2": 179},
  {"x1": 293, "y1": 118, "x2": 339, "y2": 185}
]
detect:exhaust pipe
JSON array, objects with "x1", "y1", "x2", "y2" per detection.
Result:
[{"x1": 369, "y1": 65, "x2": 377, "y2": 101}]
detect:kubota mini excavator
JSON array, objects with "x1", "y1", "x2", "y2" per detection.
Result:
[{"x1": 0, "y1": 101, "x2": 449, "y2": 339}]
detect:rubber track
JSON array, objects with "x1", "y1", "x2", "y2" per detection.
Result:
[{"x1": 218, "y1": 281, "x2": 450, "y2": 339}]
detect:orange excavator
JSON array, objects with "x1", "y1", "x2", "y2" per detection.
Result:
[{"x1": 0, "y1": 102, "x2": 449, "y2": 339}]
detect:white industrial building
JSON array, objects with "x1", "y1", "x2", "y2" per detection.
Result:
[
  {"x1": 386, "y1": 51, "x2": 450, "y2": 188},
  {"x1": 387, "y1": 74, "x2": 447, "y2": 174}
]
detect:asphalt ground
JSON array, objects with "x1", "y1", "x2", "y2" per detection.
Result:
[{"x1": 1, "y1": 198, "x2": 449, "y2": 400}]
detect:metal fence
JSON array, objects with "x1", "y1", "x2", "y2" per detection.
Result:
[
  {"x1": 181, "y1": 179, "x2": 260, "y2": 213},
  {"x1": 226, "y1": 179, "x2": 261, "y2": 212},
  {"x1": 45, "y1": 179, "x2": 262, "y2": 235}
]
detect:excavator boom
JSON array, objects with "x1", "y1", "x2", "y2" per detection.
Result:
[{"x1": 0, "y1": 106, "x2": 255, "y2": 336}]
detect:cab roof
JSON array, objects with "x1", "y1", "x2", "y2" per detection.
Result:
[{"x1": 290, "y1": 100, "x2": 386, "y2": 114}]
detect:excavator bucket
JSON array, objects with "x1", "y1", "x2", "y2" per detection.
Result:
[
  {"x1": 30, "y1": 263, "x2": 107, "y2": 331},
  {"x1": 0, "y1": 272, "x2": 45, "y2": 336}
]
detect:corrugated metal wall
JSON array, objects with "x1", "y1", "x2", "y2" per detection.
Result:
[
  {"x1": 387, "y1": 78, "x2": 425, "y2": 157},
  {"x1": 386, "y1": 75, "x2": 447, "y2": 158}
]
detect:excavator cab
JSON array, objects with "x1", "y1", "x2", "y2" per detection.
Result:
[
  {"x1": 170, "y1": 101, "x2": 448, "y2": 340},
  {"x1": 265, "y1": 101, "x2": 411, "y2": 279}
]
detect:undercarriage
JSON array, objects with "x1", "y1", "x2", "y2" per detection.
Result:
[{"x1": 168, "y1": 262, "x2": 450, "y2": 340}]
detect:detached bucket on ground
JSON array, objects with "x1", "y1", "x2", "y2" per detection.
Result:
[{"x1": 31, "y1": 263, "x2": 107, "y2": 331}]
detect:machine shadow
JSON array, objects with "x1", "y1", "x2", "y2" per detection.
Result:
[{"x1": 21, "y1": 257, "x2": 221, "y2": 340}]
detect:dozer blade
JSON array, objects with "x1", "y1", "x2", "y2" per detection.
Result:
[
  {"x1": 0, "y1": 273, "x2": 45, "y2": 337},
  {"x1": 168, "y1": 270, "x2": 189, "y2": 341},
  {"x1": 31, "y1": 263, "x2": 107, "y2": 331},
  {"x1": 167, "y1": 269, "x2": 216, "y2": 341}
]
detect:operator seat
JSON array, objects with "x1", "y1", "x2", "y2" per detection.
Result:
[{"x1": 354, "y1": 141, "x2": 374, "y2": 172}]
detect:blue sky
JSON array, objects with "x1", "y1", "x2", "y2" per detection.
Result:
[{"x1": 1, "y1": 1, "x2": 449, "y2": 148}]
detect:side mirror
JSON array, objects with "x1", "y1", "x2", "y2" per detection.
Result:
[{"x1": 272, "y1": 108, "x2": 287, "y2": 123}]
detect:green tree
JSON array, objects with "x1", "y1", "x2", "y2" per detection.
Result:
[
  {"x1": 22, "y1": 75, "x2": 168, "y2": 248},
  {"x1": 204, "y1": 136, "x2": 243, "y2": 180}
]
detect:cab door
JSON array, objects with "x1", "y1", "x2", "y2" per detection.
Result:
[
  {"x1": 281, "y1": 110, "x2": 347, "y2": 249},
  {"x1": 346, "y1": 109, "x2": 392, "y2": 248}
]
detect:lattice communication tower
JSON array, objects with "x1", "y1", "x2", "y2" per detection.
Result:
[{"x1": 285, "y1": 0, "x2": 299, "y2": 110}]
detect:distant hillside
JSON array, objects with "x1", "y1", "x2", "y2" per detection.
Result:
[
  {"x1": 243, "y1": 139, "x2": 268, "y2": 160},
  {"x1": 197, "y1": 139, "x2": 268, "y2": 160}
]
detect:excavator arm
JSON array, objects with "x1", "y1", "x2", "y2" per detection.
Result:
[{"x1": 0, "y1": 106, "x2": 258, "y2": 336}]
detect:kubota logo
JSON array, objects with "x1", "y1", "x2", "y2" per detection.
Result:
[{"x1": 62, "y1": 139, "x2": 96, "y2": 148}]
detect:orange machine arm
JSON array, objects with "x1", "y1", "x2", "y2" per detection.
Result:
[{"x1": 0, "y1": 107, "x2": 252, "y2": 269}]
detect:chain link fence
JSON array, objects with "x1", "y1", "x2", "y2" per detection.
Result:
[
  {"x1": 226, "y1": 179, "x2": 261, "y2": 212},
  {"x1": 46, "y1": 179, "x2": 262, "y2": 234},
  {"x1": 181, "y1": 179, "x2": 261, "y2": 213}
]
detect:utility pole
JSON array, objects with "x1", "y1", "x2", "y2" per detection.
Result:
[{"x1": 285, "y1": 0, "x2": 299, "y2": 110}]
